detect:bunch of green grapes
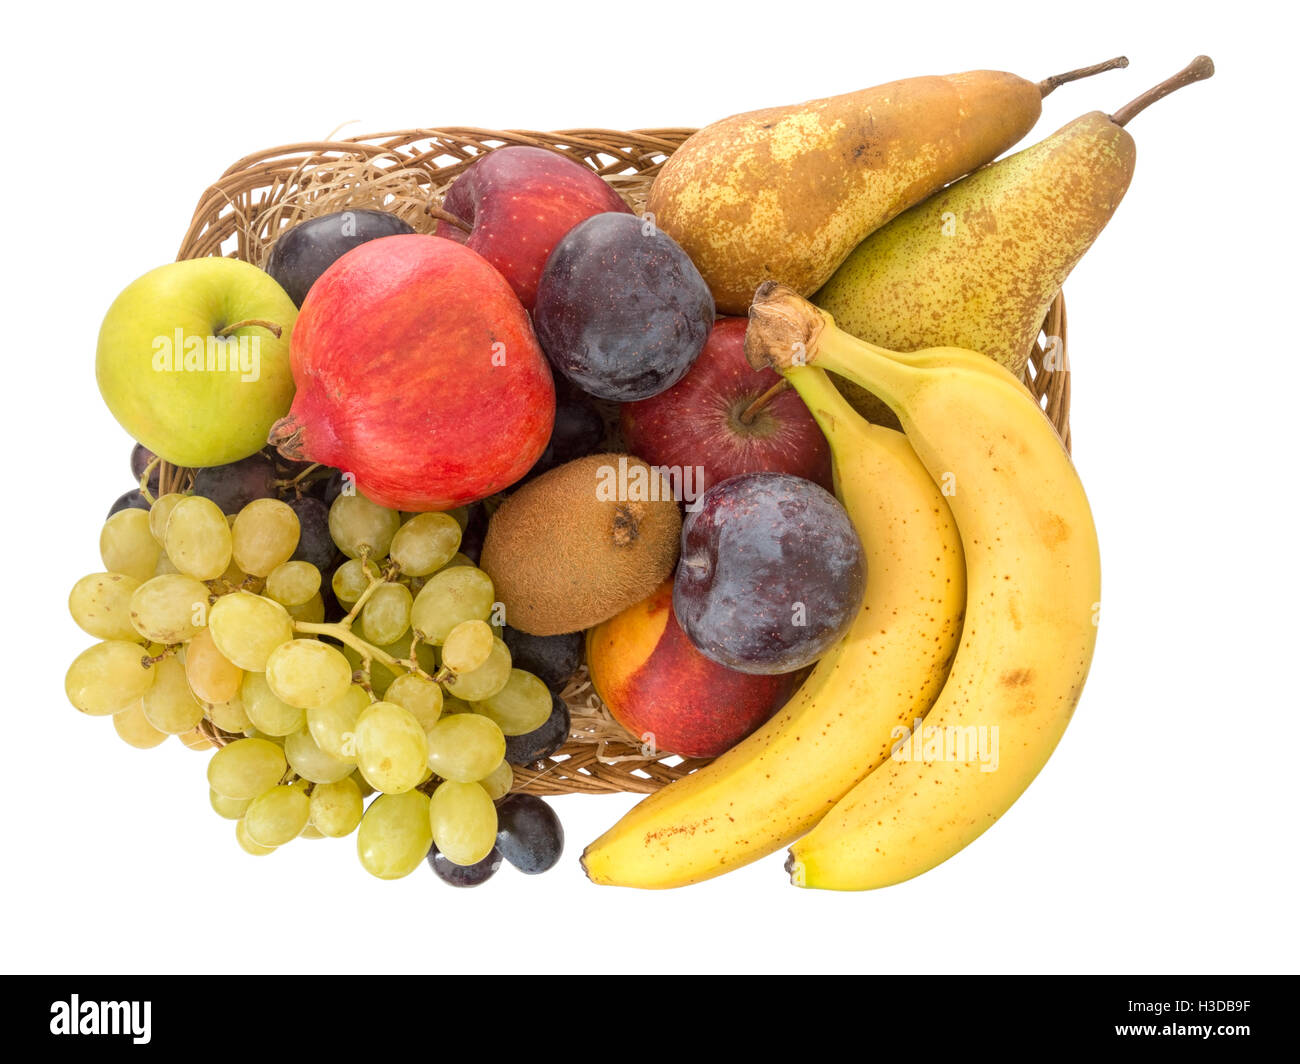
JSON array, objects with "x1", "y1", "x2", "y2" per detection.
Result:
[{"x1": 67, "y1": 485, "x2": 557, "y2": 881}]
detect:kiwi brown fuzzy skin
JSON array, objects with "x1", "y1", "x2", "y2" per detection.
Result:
[{"x1": 480, "y1": 453, "x2": 682, "y2": 636}]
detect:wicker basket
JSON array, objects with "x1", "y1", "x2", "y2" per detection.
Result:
[{"x1": 176, "y1": 126, "x2": 1072, "y2": 796}]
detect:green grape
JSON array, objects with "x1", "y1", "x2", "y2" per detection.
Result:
[
  {"x1": 300, "y1": 823, "x2": 326, "y2": 840},
  {"x1": 69, "y1": 572, "x2": 141, "y2": 642},
  {"x1": 441, "y1": 695, "x2": 473, "y2": 715},
  {"x1": 480, "y1": 758, "x2": 514, "y2": 801},
  {"x1": 265, "y1": 561, "x2": 321, "y2": 606},
  {"x1": 356, "y1": 791, "x2": 432, "y2": 879},
  {"x1": 425, "y1": 713, "x2": 505, "y2": 783},
  {"x1": 216, "y1": 553, "x2": 248, "y2": 587},
  {"x1": 210, "y1": 788, "x2": 251, "y2": 820},
  {"x1": 384, "y1": 673, "x2": 443, "y2": 732},
  {"x1": 100, "y1": 509, "x2": 161, "y2": 583},
  {"x1": 388, "y1": 512, "x2": 462, "y2": 576},
  {"x1": 310, "y1": 777, "x2": 363, "y2": 837},
  {"x1": 265, "y1": 639, "x2": 351, "y2": 709},
  {"x1": 329, "y1": 493, "x2": 400, "y2": 560},
  {"x1": 177, "y1": 726, "x2": 216, "y2": 752},
  {"x1": 443, "y1": 638, "x2": 512, "y2": 702},
  {"x1": 148, "y1": 493, "x2": 186, "y2": 545},
  {"x1": 410, "y1": 566, "x2": 495, "y2": 644},
  {"x1": 65, "y1": 640, "x2": 156, "y2": 715},
  {"x1": 331, "y1": 558, "x2": 374, "y2": 605},
  {"x1": 351, "y1": 769, "x2": 376, "y2": 799},
  {"x1": 164, "y1": 496, "x2": 233, "y2": 580},
  {"x1": 244, "y1": 783, "x2": 311, "y2": 846},
  {"x1": 142, "y1": 655, "x2": 205, "y2": 734},
  {"x1": 361, "y1": 583, "x2": 413, "y2": 646},
  {"x1": 232, "y1": 499, "x2": 300, "y2": 577},
  {"x1": 205, "y1": 694, "x2": 252, "y2": 733},
  {"x1": 241, "y1": 671, "x2": 306, "y2": 736},
  {"x1": 428, "y1": 780, "x2": 497, "y2": 866},
  {"x1": 208, "y1": 591, "x2": 294, "y2": 671},
  {"x1": 128, "y1": 573, "x2": 210, "y2": 644},
  {"x1": 307, "y1": 684, "x2": 369, "y2": 759},
  {"x1": 285, "y1": 593, "x2": 325, "y2": 624},
  {"x1": 354, "y1": 701, "x2": 428, "y2": 794},
  {"x1": 440, "y1": 619, "x2": 495, "y2": 674},
  {"x1": 112, "y1": 700, "x2": 169, "y2": 749},
  {"x1": 439, "y1": 553, "x2": 475, "y2": 570},
  {"x1": 284, "y1": 726, "x2": 355, "y2": 784},
  {"x1": 153, "y1": 553, "x2": 180, "y2": 576},
  {"x1": 185, "y1": 625, "x2": 243, "y2": 704},
  {"x1": 472, "y1": 668, "x2": 553, "y2": 735},
  {"x1": 446, "y1": 507, "x2": 470, "y2": 531},
  {"x1": 208, "y1": 737, "x2": 287, "y2": 800},
  {"x1": 236, "y1": 818, "x2": 277, "y2": 856}
]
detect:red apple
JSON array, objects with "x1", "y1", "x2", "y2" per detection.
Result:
[
  {"x1": 269, "y1": 235, "x2": 554, "y2": 511},
  {"x1": 587, "y1": 580, "x2": 801, "y2": 758},
  {"x1": 435, "y1": 146, "x2": 632, "y2": 310},
  {"x1": 620, "y1": 317, "x2": 832, "y2": 502}
]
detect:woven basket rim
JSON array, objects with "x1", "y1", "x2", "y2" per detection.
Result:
[{"x1": 176, "y1": 124, "x2": 1072, "y2": 795}]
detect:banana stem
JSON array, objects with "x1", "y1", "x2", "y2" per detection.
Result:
[
  {"x1": 1037, "y1": 55, "x2": 1130, "y2": 97},
  {"x1": 745, "y1": 282, "x2": 917, "y2": 407},
  {"x1": 1110, "y1": 55, "x2": 1215, "y2": 127}
]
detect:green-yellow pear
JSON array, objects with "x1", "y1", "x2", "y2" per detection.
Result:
[
  {"x1": 648, "y1": 57, "x2": 1128, "y2": 315},
  {"x1": 815, "y1": 56, "x2": 1215, "y2": 420}
]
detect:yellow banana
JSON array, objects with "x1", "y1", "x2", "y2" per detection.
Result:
[
  {"x1": 745, "y1": 283, "x2": 1101, "y2": 891},
  {"x1": 581, "y1": 364, "x2": 965, "y2": 888}
]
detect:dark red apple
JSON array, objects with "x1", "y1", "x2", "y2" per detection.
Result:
[
  {"x1": 587, "y1": 580, "x2": 800, "y2": 758},
  {"x1": 435, "y1": 146, "x2": 632, "y2": 310},
  {"x1": 269, "y1": 235, "x2": 554, "y2": 511},
  {"x1": 620, "y1": 317, "x2": 832, "y2": 501}
]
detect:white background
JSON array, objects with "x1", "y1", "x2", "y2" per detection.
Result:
[{"x1": 3, "y1": 0, "x2": 1295, "y2": 975}]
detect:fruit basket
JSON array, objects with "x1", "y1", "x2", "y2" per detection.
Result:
[{"x1": 173, "y1": 124, "x2": 1074, "y2": 796}]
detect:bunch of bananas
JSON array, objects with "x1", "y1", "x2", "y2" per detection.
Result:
[{"x1": 582, "y1": 284, "x2": 1101, "y2": 891}]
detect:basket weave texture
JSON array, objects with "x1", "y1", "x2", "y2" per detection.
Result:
[{"x1": 178, "y1": 126, "x2": 1072, "y2": 795}]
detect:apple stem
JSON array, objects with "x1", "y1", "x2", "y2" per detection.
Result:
[
  {"x1": 217, "y1": 318, "x2": 282, "y2": 339},
  {"x1": 739, "y1": 379, "x2": 790, "y2": 424},
  {"x1": 426, "y1": 203, "x2": 473, "y2": 234},
  {"x1": 1037, "y1": 55, "x2": 1129, "y2": 98}
]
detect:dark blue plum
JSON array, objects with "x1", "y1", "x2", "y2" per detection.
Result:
[
  {"x1": 673, "y1": 472, "x2": 865, "y2": 675},
  {"x1": 266, "y1": 209, "x2": 415, "y2": 307},
  {"x1": 495, "y1": 795, "x2": 564, "y2": 875},
  {"x1": 503, "y1": 693, "x2": 570, "y2": 765},
  {"x1": 533, "y1": 212, "x2": 714, "y2": 401}
]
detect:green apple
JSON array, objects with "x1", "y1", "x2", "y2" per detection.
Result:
[{"x1": 96, "y1": 258, "x2": 297, "y2": 467}]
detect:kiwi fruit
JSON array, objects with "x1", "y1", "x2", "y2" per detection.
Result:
[{"x1": 480, "y1": 453, "x2": 681, "y2": 636}]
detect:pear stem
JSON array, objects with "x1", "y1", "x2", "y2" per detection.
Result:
[
  {"x1": 216, "y1": 318, "x2": 282, "y2": 339},
  {"x1": 1110, "y1": 55, "x2": 1215, "y2": 127},
  {"x1": 738, "y1": 379, "x2": 790, "y2": 424},
  {"x1": 1037, "y1": 56, "x2": 1130, "y2": 98}
]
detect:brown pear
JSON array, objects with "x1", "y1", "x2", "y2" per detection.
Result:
[
  {"x1": 814, "y1": 56, "x2": 1215, "y2": 423},
  {"x1": 647, "y1": 58, "x2": 1128, "y2": 315}
]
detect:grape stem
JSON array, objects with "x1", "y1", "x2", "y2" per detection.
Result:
[
  {"x1": 293, "y1": 620, "x2": 408, "y2": 674},
  {"x1": 138, "y1": 456, "x2": 161, "y2": 505}
]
